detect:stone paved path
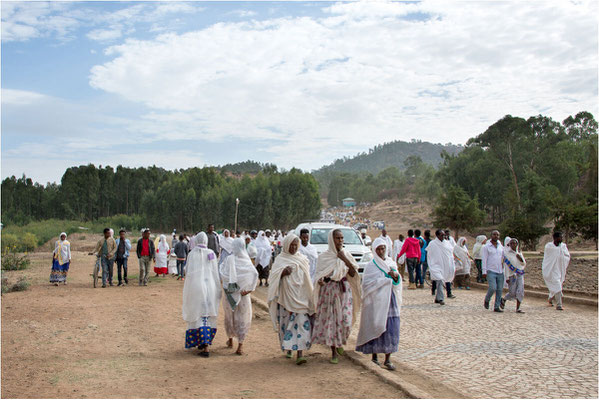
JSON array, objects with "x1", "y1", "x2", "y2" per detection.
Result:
[
  {"x1": 394, "y1": 285, "x2": 598, "y2": 398},
  {"x1": 255, "y1": 283, "x2": 597, "y2": 398}
]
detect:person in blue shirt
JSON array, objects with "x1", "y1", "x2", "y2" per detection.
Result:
[
  {"x1": 415, "y1": 229, "x2": 428, "y2": 289},
  {"x1": 115, "y1": 229, "x2": 132, "y2": 286}
]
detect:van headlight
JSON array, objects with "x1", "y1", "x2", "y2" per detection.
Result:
[{"x1": 361, "y1": 251, "x2": 373, "y2": 263}]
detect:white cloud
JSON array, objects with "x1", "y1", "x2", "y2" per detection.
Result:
[
  {"x1": 87, "y1": 28, "x2": 122, "y2": 42},
  {"x1": 1, "y1": 1, "x2": 204, "y2": 42},
  {"x1": 230, "y1": 9, "x2": 258, "y2": 18},
  {"x1": 87, "y1": 0, "x2": 598, "y2": 172}
]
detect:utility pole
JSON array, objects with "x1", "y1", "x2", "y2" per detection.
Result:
[{"x1": 234, "y1": 198, "x2": 240, "y2": 233}]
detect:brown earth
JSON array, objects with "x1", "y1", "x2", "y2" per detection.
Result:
[{"x1": 1, "y1": 234, "x2": 406, "y2": 399}]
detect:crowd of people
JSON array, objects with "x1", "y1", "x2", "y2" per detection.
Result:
[{"x1": 48, "y1": 223, "x2": 570, "y2": 368}]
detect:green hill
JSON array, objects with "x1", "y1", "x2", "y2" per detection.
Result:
[{"x1": 312, "y1": 139, "x2": 463, "y2": 177}]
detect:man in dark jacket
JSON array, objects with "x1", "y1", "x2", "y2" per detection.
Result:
[{"x1": 136, "y1": 229, "x2": 156, "y2": 286}]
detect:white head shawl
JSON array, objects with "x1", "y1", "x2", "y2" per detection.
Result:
[
  {"x1": 255, "y1": 230, "x2": 272, "y2": 267},
  {"x1": 504, "y1": 237, "x2": 526, "y2": 277},
  {"x1": 267, "y1": 234, "x2": 314, "y2": 331},
  {"x1": 356, "y1": 236, "x2": 402, "y2": 346},
  {"x1": 220, "y1": 238, "x2": 258, "y2": 310},
  {"x1": 453, "y1": 237, "x2": 470, "y2": 275},
  {"x1": 220, "y1": 229, "x2": 234, "y2": 254},
  {"x1": 313, "y1": 229, "x2": 362, "y2": 326},
  {"x1": 158, "y1": 234, "x2": 169, "y2": 253},
  {"x1": 55, "y1": 232, "x2": 70, "y2": 265},
  {"x1": 182, "y1": 233, "x2": 221, "y2": 322}
]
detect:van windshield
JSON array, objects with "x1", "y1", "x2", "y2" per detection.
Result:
[{"x1": 310, "y1": 228, "x2": 363, "y2": 245}]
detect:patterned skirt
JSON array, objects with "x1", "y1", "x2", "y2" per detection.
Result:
[
  {"x1": 50, "y1": 259, "x2": 70, "y2": 283},
  {"x1": 277, "y1": 305, "x2": 312, "y2": 351},
  {"x1": 311, "y1": 279, "x2": 353, "y2": 347},
  {"x1": 356, "y1": 292, "x2": 400, "y2": 354},
  {"x1": 185, "y1": 317, "x2": 217, "y2": 349}
]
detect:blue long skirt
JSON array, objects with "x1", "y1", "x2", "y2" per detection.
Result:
[
  {"x1": 355, "y1": 291, "x2": 400, "y2": 354},
  {"x1": 50, "y1": 259, "x2": 70, "y2": 283}
]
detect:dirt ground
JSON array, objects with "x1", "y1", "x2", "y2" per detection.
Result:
[{"x1": 1, "y1": 234, "x2": 405, "y2": 399}]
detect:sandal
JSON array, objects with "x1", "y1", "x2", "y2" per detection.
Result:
[
  {"x1": 198, "y1": 351, "x2": 210, "y2": 358},
  {"x1": 285, "y1": 351, "x2": 293, "y2": 358},
  {"x1": 330, "y1": 357, "x2": 339, "y2": 364},
  {"x1": 372, "y1": 356, "x2": 380, "y2": 366},
  {"x1": 384, "y1": 362, "x2": 396, "y2": 371},
  {"x1": 296, "y1": 357, "x2": 307, "y2": 365},
  {"x1": 516, "y1": 309, "x2": 525, "y2": 313},
  {"x1": 336, "y1": 347, "x2": 345, "y2": 356}
]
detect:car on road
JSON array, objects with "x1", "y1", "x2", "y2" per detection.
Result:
[{"x1": 293, "y1": 222, "x2": 373, "y2": 274}]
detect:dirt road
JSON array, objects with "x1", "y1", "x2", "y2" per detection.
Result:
[{"x1": 1, "y1": 241, "x2": 405, "y2": 399}]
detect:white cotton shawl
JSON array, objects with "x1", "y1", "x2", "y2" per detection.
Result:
[
  {"x1": 313, "y1": 229, "x2": 362, "y2": 326},
  {"x1": 267, "y1": 234, "x2": 315, "y2": 331},
  {"x1": 54, "y1": 232, "x2": 71, "y2": 265},
  {"x1": 503, "y1": 238, "x2": 526, "y2": 278},
  {"x1": 246, "y1": 242, "x2": 258, "y2": 259},
  {"x1": 453, "y1": 237, "x2": 471, "y2": 276},
  {"x1": 542, "y1": 241, "x2": 570, "y2": 297},
  {"x1": 356, "y1": 237, "x2": 402, "y2": 346},
  {"x1": 220, "y1": 230, "x2": 234, "y2": 254},
  {"x1": 255, "y1": 230, "x2": 272, "y2": 267},
  {"x1": 220, "y1": 238, "x2": 259, "y2": 310},
  {"x1": 393, "y1": 239, "x2": 405, "y2": 264},
  {"x1": 427, "y1": 238, "x2": 455, "y2": 282},
  {"x1": 472, "y1": 235, "x2": 487, "y2": 260},
  {"x1": 182, "y1": 233, "x2": 222, "y2": 323},
  {"x1": 156, "y1": 234, "x2": 169, "y2": 268}
]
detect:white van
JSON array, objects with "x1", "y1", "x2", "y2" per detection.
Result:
[{"x1": 293, "y1": 222, "x2": 373, "y2": 274}]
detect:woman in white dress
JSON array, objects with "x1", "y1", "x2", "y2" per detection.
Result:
[
  {"x1": 154, "y1": 234, "x2": 170, "y2": 277},
  {"x1": 220, "y1": 238, "x2": 259, "y2": 355},
  {"x1": 182, "y1": 232, "x2": 221, "y2": 357}
]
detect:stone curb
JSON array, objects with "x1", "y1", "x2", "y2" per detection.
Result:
[
  {"x1": 468, "y1": 282, "x2": 598, "y2": 307},
  {"x1": 250, "y1": 295, "x2": 464, "y2": 399}
]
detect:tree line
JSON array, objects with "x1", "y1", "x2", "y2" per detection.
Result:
[{"x1": 1, "y1": 165, "x2": 321, "y2": 232}]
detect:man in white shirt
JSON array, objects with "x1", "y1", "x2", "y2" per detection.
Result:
[
  {"x1": 360, "y1": 229, "x2": 372, "y2": 245},
  {"x1": 379, "y1": 228, "x2": 393, "y2": 258},
  {"x1": 298, "y1": 228, "x2": 318, "y2": 280},
  {"x1": 542, "y1": 231, "x2": 570, "y2": 311},
  {"x1": 482, "y1": 230, "x2": 505, "y2": 312},
  {"x1": 393, "y1": 234, "x2": 405, "y2": 279}
]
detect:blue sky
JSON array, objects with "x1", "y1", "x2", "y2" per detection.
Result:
[{"x1": 2, "y1": 1, "x2": 597, "y2": 184}]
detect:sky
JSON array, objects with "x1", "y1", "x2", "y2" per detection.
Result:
[{"x1": 1, "y1": 0, "x2": 597, "y2": 184}]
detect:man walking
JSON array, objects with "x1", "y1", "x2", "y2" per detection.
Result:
[
  {"x1": 173, "y1": 234, "x2": 188, "y2": 280},
  {"x1": 398, "y1": 229, "x2": 421, "y2": 290},
  {"x1": 115, "y1": 229, "x2": 132, "y2": 286},
  {"x1": 542, "y1": 231, "x2": 570, "y2": 311},
  {"x1": 136, "y1": 229, "x2": 156, "y2": 286},
  {"x1": 89, "y1": 228, "x2": 117, "y2": 288},
  {"x1": 426, "y1": 229, "x2": 455, "y2": 305},
  {"x1": 379, "y1": 228, "x2": 394, "y2": 258},
  {"x1": 482, "y1": 230, "x2": 504, "y2": 312},
  {"x1": 206, "y1": 224, "x2": 220, "y2": 257}
]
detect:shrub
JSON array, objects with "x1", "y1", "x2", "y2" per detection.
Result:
[
  {"x1": 11, "y1": 277, "x2": 30, "y2": 292},
  {"x1": 1, "y1": 234, "x2": 18, "y2": 253},
  {"x1": 1, "y1": 252, "x2": 30, "y2": 271},
  {"x1": 22, "y1": 233, "x2": 38, "y2": 251},
  {"x1": 1, "y1": 276, "x2": 31, "y2": 293}
]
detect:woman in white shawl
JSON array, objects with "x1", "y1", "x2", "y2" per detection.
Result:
[
  {"x1": 220, "y1": 238, "x2": 259, "y2": 355},
  {"x1": 50, "y1": 232, "x2": 71, "y2": 285},
  {"x1": 255, "y1": 230, "x2": 273, "y2": 287},
  {"x1": 154, "y1": 234, "x2": 169, "y2": 277},
  {"x1": 182, "y1": 232, "x2": 221, "y2": 357},
  {"x1": 542, "y1": 231, "x2": 570, "y2": 311},
  {"x1": 472, "y1": 235, "x2": 487, "y2": 283},
  {"x1": 453, "y1": 237, "x2": 473, "y2": 290},
  {"x1": 312, "y1": 229, "x2": 362, "y2": 364},
  {"x1": 356, "y1": 237, "x2": 402, "y2": 371},
  {"x1": 219, "y1": 229, "x2": 235, "y2": 267},
  {"x1": 500, "y1": 237, "x2": 526, "y2": 313},
  {"x1": 427, "y1": 229, "x2": 455, "y2": 305},
  {"x1": 267, "y1": 234, "x2": 314, "y2": 365}
]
